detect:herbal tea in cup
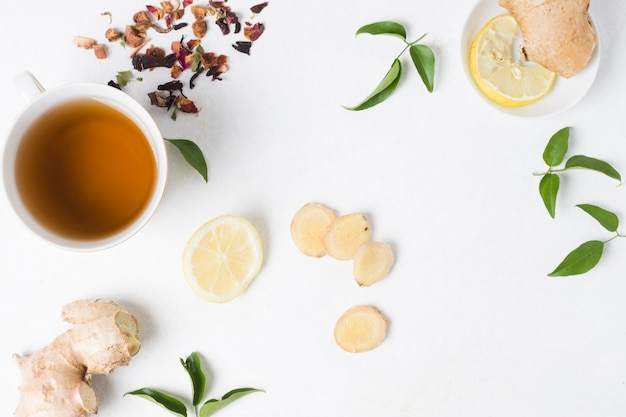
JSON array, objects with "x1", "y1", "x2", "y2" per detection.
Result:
[{"x1": 2, "y1": 72, "x2": 168, "y2": 251}]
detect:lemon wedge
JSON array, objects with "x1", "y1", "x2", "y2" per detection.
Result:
[
  {"x1": 469, "y1": 14, "x2": 556, "y2": 108},
  {"x1": 182, "y1": 214, "x2": 263, "y2": 303}
]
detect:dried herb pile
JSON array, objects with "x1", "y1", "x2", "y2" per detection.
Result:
[{"x1": 89, "y1": 0, "x2": 269, "y2": 118}]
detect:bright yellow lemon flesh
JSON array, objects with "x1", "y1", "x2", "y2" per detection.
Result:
[
  {"x1": 182, "y1": 214, "x2": 263, "y2": 303},
  {"x1": 469, "y1": 14, "x2": 556, "y2": 108}
]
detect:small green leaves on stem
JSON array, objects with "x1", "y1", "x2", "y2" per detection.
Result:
[
  {"x1": 125, "y1": 352, "x2": 264, "y2": 417},
  {"x1": 547, "y1": 204, "x2": 624, "y2": 276},
  {"x1": 535, "y1": 127, "x2": 621, "y2": 218},
  {"x1": 535, "y1": 127, "x2": 625, "y2": 277},
  {"x1": 164, "y1": 138, "x2": 208, "y2": 182},
  {"x1": 344, "y1": 21, "x2": 435, "y2": 111}
]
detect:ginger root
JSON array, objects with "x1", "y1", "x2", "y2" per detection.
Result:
[
  {"x1": 498, "y1": 0, "x2": 597, "y2": 78},
  {"x1": 334, "y1": 305, "x2": 388, "y2": 353},
  {"x1": 13, "y1": 299, "x2": 141, "y2": 417}
]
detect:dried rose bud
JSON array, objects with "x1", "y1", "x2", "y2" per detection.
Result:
[
  {"x1": 73, "y1": 36, "x2": 97, "y2": 49},
  {"x1": 105, "y1": 28, "x2": 123, "y2": 42},
  {"x1": 192, "y1": 19, "x2": 208, "y2": 38},
  {"x1": 93, "y1": 44, "x2": 107, "y2": 59}
]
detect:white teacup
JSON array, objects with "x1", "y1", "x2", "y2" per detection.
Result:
[{"x1": 2, "y1": 72, "x2": 168, "y2": 251}]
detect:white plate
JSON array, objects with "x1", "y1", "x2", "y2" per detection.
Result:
[{"x1": 460, "y1": 0, "x2": 601, "y2": 118}]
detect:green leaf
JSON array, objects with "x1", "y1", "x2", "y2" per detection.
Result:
[
  {"x1": 576, "y1": 204, "x2": 619, "y2": 232},
  {"x1": 180, "y1": 352, "x2": 206, "y2": 406},
  {"x1": 542, "y1": 127, "x2": 570, "y2": 166},
  {"x1": 539, "y1": 173, "x2": 560, "y2": 218},
  {"x1": 125, "y1": 388, "x2": 188, "y2": 417},
  {"x1": 409, "y1": 44, "x2": 435, "y2": 93},
  {"x1": 164, "y1": 138, "x2": 208, "y2": 182},
  {"x1": 356, "y1": 21, "x2": 406, "y2": 40},
  {"x1": 565, "y1": 155, "x2": 622, "y2": 182},
  {"x1": 548, "y1": 240, "x2": 604, "y2": 277},
  {"x1": 199, "y1": 388, "x2": 264, "y2": 417},
  {"x1": 343, "y1": 59, "x2": 402, "y2": 111}
]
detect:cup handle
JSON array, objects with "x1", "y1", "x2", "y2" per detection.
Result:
[{"x1": 15, "y1": 71, "x2": 46, "y2": 102}]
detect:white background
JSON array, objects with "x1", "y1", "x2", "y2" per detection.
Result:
[{"x1": 2, "y1": 0, "x2": 626, "y2": 416}]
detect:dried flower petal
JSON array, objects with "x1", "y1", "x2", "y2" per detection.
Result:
[
  {"x1": 171, "y1": 64, "x2": 184, "y2": 78},
  {"x1": 250, "y1": 2, "x2": 269, "y2": 14},
  {"x1": 216, "y1": 18, "x2": 229, "y2": 35},
  {"x1": 176, "y1": 96, "x2": 199, "y2": 113},
  {"x1": 190, "y1": 67, "x2": 205, "y2": 88},
  {"x1": 148, "y1": 91, "x2": 176, "y2": 109},
  {"x1": 133, "y1": 52, "x2": 177, "y2": 70},
  {"x1": 244, "y1": 23, "x2": 264, "y2": 41},
  {"x1": 187, "y1": 39, "x2": 201, "y2": 50},
  {"x1": 158, "y1": 80, "x2": 185, "y2": 94},
  {"x1": 146, "y1": 5, "x2": 162, "y2": 19},
  {"x1": 232, "y1": 41, "x2": 252, "y2": 55}
]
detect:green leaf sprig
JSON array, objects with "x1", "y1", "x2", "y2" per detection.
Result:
[
  {"x1": 548, "y1": 204, "x2": 625, "y2": 276},
  {"x1": 535, "y1": 127, "x2": 621, "y2": 218},
  {"x1": 125, "y1": 352, "x2": 264, "y2": 417},
  {"x1": 164, "y1": 138, "x2": 208, "y2": 182},
  {"x1": 533, "y1": 127, "x2": 624, "y2": 276},
  {"x1": 343, "y1": 21, "x2": 435, "y2": 111}
]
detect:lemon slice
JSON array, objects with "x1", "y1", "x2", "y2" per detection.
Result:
[
  {"x1": 182, "y1": 214, "x2": 263, "y2": 303},
  {"x1": 469, "y1": 14, "x2": 556, "y2": 108}
]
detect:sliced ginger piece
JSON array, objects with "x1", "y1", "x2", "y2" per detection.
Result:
[
  {"x1": 334, "y1": 305, "x2": 388, "y2": 353},
  {"x1": 291, "y1": 203, "x2": 338, "y2": 257},
  {"x1": 353, "y1": 241, "x2": 394, "y2": 287},
  {"x1": 323, "y1": 213, "x2": 371, "y2": 260}
]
